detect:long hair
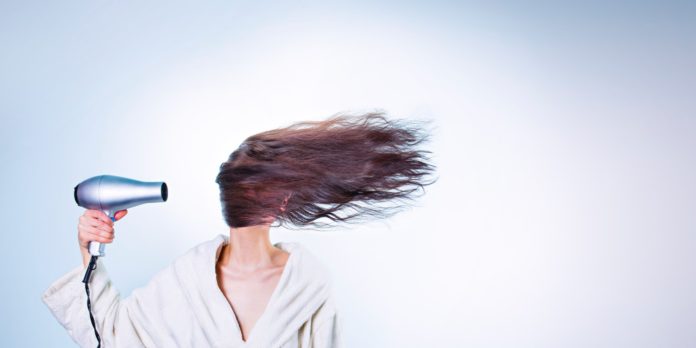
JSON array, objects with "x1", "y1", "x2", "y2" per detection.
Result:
[{"x1": 215, "y1": 110, "x2": 437, "y2": 229}]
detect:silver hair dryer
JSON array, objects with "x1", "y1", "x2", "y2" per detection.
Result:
[{"x1": 74, "y1": 175, "x2": 168, "y2": 256}]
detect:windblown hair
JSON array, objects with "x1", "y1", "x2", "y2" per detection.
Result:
[{"x1": 215, "y1": 111, "x2": 437, "y2": 229}]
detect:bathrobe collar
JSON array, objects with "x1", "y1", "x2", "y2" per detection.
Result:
[{"x1": 179, "y1": 234, "x2": 331, "y2": 348}]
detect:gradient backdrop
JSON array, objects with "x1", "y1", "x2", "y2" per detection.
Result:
[{"x1": 1, "y1": 1, "x2": 695, "y2": 347}]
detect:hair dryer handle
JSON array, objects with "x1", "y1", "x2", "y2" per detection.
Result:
[
  {"x1": 88, "y1": 211, "x2": 116, "y2": 257},
  {"x1": 88, "y1": 241, "x2": 105, "y2": 256}
]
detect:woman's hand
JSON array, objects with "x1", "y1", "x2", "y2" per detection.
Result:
[{"x1": 78, "y1": 209, "x2": 128, "y2": 267}]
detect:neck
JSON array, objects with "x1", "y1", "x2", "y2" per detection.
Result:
[{"x1": 220, "y1": 224, "x2": 276, "y2": 271}]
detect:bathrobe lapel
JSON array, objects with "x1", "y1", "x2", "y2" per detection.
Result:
[{"x1": 177, "y1": 234, "x2": 331, "y2": 348}]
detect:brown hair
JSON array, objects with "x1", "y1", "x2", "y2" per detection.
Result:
[{"x1": 215, "y1": 111, "x2": 437, "y2": 229}]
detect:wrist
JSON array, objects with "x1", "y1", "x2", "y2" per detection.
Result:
[{"x1": 80, "y1": 247, "x2": 91, "y2": 267}]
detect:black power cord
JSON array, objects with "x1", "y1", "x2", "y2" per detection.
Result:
[{"x1": 82, "y1": 255, "x2": 102, "y2": 348}]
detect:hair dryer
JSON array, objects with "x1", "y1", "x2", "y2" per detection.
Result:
[
  {"x1": 74, "y1": 174, "x2": 168, "y2": 257},
  {"x1": 74, "y1": 174, "x2": 168, "y2": 347}
]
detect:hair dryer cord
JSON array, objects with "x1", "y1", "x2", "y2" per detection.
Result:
[{"x1": 83, "y1": 255, "x2": 102, "y2": 348}]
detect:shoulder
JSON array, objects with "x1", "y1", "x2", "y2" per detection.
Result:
[
  {"x1": 275, "y1": 240, "x2": 334, "y2": 289},
  {"x1": 312, "y1": 290, "x2": 339, "y2": 322},
  {"x1": 127, "y1": 234, "x2": 225, "y2": 302},
  {"x1": 276, "y1": 241, "x2": 338, "y2": 320},
  {"x1": 309, "y1": 291, "x2": 342, "y2": 345},
  {"x1": 135, "y1": 234, "x2": 224, "y2": 290}
]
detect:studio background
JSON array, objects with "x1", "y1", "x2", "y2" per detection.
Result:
[{"x1": 1, "y1": 1, "x2": 695, "y2": 347}]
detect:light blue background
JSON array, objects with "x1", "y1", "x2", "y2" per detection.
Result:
[{"x1": 1, "y1": 1, "x2": 695, "y2": 347}]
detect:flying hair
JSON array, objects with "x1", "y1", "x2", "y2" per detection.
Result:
[{"x1": 215, "y1": 110, "x2": 438, "y2": 229}]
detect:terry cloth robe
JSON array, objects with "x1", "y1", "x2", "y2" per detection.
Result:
[{"x1": 42, "y1": 234, "x2": 342, "y2": 348}]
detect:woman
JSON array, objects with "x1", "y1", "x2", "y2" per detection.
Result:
[{"x1": 42, "y1": 111, "x2": 436, "y2": 347}]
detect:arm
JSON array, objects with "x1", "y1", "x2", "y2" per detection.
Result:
[
  {"x1": 81, "y1": 247, "x2": 92, "y2": 268},
  {"x1": 43, "y1": 208, "x2": 161, "y2": 347},
  {"x1": 41, "y1": 259, "x2": 155, "y2": 347},
  {"x1": 310, "y1": 295, "x2": 343, "y2": 348},
  {"x1": 311, "y1": 312, "x2": 342, "y2": 348}
]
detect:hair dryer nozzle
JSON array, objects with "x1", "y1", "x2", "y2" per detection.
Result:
[
  {"x1": 74, "y1": 175, "x2": 168, "y2": 212},
  {"x1": 161, "y1": 182, "x2": 168, "y2": 202}
]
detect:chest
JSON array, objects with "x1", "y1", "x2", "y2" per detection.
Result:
[{"x1": 216, "y1": 266, "x2": 285, "y2": 341}]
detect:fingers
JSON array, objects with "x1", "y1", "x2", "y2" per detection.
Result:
[
  {"x1": 77, "y1": 230, "x2": 114, "y2": 250},
  {"x1": 78, "y1": 209, "x2": 117, "y2": 248},
  {"x1": 115, "y1": 209, "x2": 128, "y2": 221},
  {"x1": 79, "y1": 224, "x2": 115, "y2": 243},
  {"x1": 84, "y1": 209, "x2": 113, "y2": 226},
  {"x1": 78, "y1": 209, "x2": 128, "y2": 251},
  {"x1": 80, "y1": 214, "x2": 113, "y2": 231},
  {"x1": 83, "y1": 209, "x2": 128, "y2": 222},
  {"x1": 78, "y1": 218, "x2": 114, "y2": 238}
]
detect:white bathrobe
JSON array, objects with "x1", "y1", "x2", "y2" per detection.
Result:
[{"x1": 42, "y1": 234, "x2": 342, "y2": 348}]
